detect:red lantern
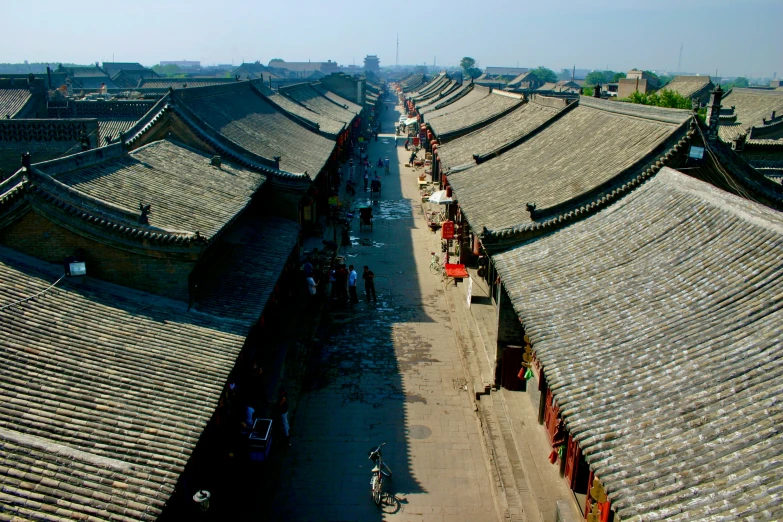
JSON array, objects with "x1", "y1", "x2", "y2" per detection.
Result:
[{"x1": 446, "y1": 186, "x2": 452, "y2": 197}]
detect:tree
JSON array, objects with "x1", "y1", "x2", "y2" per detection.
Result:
[
  {"x1": 585, "y1": 71, "x2": 607, "y2": 86},
  {"x1": 733, "y1": 77, "x2": 749, "y2": 88},
  {"x1": 460, "y1": 57, "x2": 476, "y2": 71},
  {"x1": 152, "y1": 64, "x2": 182, "y2": 76},
  {"x1": 530, "y1": 66, "x2": 558, "y2": 84},
  {"x1": 460, "y1": 57, "x2": 482, "y2": 79},
  {"x1": 625, "y1": 89, "x2": 692, "y2": 109},
  {"x1": 612, "y1": 72, "x2": 626, "y2": 82}
]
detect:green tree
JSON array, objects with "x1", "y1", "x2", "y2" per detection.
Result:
[
  {"x1": 612, "y1": 72, "x2": 626, "y2": 82},
  {"x1": 460, "y1": 57, "x2": 482, "y2": 79},
  {"x1": 152, "y1": 64, "x2": 182, "y2": 76},
  {"x1": 733, "y1": 77, "x2": 749, "y2": 88},
  {"x1": 460, "y1": 57, "x2": 476, "y2": 71},
  {"x1": 625, "y1": 89, "x2": 692, "y2": 109},
  {"x1": 585, "y1": 71, "x2": 607, "y2": 86},
  {"x1": 531, "y1": 66, "x2": 558, "y2": 83}
]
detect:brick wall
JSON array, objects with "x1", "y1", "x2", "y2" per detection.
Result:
[{"x1": 0, "y1": 211, "x2": 198, "y2": 300}]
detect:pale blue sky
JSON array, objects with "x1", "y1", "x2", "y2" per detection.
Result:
[{"x1": 1, "y1": 0, "x2": 781, "y2": 77}]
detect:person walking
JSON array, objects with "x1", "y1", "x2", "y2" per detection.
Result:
[
  {"x1": 384, "y1": 157, "x2": 390, "y2": 175},
  {"x1": 348, "y1": 265, "x2": 359, "y2": 305},
  {"x1": 278, "y1": 388, "x2": 290, "y2": 446},
  {"x1": 363, "y1": 170, "x2": 369, "y2": 192},
  {"x1": 362, "y1": 266, "x2": 377, "y2": 303}
]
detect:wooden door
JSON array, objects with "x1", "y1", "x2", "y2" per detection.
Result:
[{"x1": 543, "y1": 388, "x2": 560, "y2": 444}]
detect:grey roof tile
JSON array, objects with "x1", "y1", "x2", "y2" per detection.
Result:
[
  {"x1": 42, "y1": 139, "x2": 265, "y2": 239},
  {"x1": 0, "y1": 246, "x2": 248, "y2": 520},
  {"x1": 437, "y1": 96, "x2": 565, "y2": 169},
  {"x1": 492, "y1": 167, "x2": 783, "y2": 521},
  {"x1": 427, "y1": 91, "x2": 523, "y2": 140},
  {"x1": 448, "y1": 98, "x2": 690, "y2": 232},
  {"x1": 175, "y1": 82, "x2": 335, "y2": 175},
  {"x1": 0, "y1": 89, "x2": 33, "y2": 119}
]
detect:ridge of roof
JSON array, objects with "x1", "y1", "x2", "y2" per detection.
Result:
[
  {"x1": 122, "y1": 90, "x2": 311, "y2": 181},
  {"x1": 478, "y1": 128, "x2": 695, "y2": 249}
]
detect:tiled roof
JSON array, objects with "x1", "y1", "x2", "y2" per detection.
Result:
[
  {"x1": 399, "y1": 73, "x2": 426, "y2": 92},
  {"x1": 97, "y1": 117, "x2": 140, "y2": 145},
  {"x1": 492, "y1": 167, "x2": 783, "y2": 521},
  {"x1": 194, "y1": 216, "x2": 300, "y2": 327},
  {"x1": 538, "y1": 81, "x2": 580, "y2": 92},
  {"x1": 427, "y1": 91, "x2": 523, "y2": 141},
  {"x1": 0, "y1": 246, "x2": 248, "y2": 521},
  {"x1": 264, "y1": 89, "x2": 342, "y2": 136},
  {"x1": 661, "y1": 75, "x2": 713, "y2": 98},
  {"x1": 410, "y1": 78, "x2": 455, "y2": 103},
  {"x1": 437, "y1": 96, "x2": 566, "y2": 169},
  {"x1": 315, "y1": 87, "x2": 362, "y2": 114},
  {"x1": 174, "y1": 82, "x2": 335, "y2": 175},
  {"x1": 278, "y1": 83, "x2": 358, "y2": 134},
  {"x1": 448, "y1": 97, "x2": 690, "y2": 232},
  {"x1": 409, "y1": 74, "x2": 450, "y2": 100},
  {"x1": 41, "y1": 139, "x2": 265, "y2": 239},
  {"x1": 427, "y1": 85, "x2": 492, "y2": 117},
  {"x1": 418, "y1": 83, "x2": 473, "y2": 114},
  {"x1": 101, "y1": 62, "x2": 148, "y2": 77},
  {"x1": 720, "y1": 87, "x2": 783, "y2": 129},
  {"x1": 71, "y1": 76, "x2": 120, "y2": 90},
  {"x1": 0, "y1": 89, "x2": 33, "y2": 118},
  {"x1": 111, "y1": 69, "x2": 157, "y2": 89},
  {"x1": 136, "y1": 78, "x2": 238, "y2": 89}
]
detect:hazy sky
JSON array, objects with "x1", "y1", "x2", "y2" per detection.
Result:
[{"x1": 2, "y1": 0, "x2": 781, "y2": 77}]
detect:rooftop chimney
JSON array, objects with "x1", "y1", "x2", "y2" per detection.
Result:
[
  {"x1": 211, "y1": 155, "x2": 222, "y2": 168},
  {"x1": 21, "y1": 152, "x2": 31, "y2": 169}
]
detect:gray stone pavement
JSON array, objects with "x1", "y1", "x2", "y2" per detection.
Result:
[{"x1": 269, "y1": 101, "x2": 499, "y2": 522}]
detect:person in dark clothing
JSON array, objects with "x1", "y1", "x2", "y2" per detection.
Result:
[{"x1": 362, "y1": 266, "x2": 377, "y2": 302}]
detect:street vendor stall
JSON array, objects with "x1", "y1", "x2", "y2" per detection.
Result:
[{"x1": 444, "y1": 263, "x2": 469, "y2": 286}]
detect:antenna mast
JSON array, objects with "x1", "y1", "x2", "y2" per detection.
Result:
[
  {"x1": 677, "y1": 43, "x2": 683, "y2": 73},
  {"x1": 396, "y1": 34, "x2": 399, "y2": 67}
]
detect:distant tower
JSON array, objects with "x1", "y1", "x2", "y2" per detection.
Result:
[
  {"x1": 396, "y1": 34, "x2": 399, "y2": 67},
  {"x1": 364, "y1": 55, "x2": 380, "y2": 74}
]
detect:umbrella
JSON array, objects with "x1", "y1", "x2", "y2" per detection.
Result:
[{"x1": 428, "y1": 190, "x2": 453, "y2": 205}]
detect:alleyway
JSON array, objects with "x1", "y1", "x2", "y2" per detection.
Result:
[{"x1": 268, "y1": 100, "x2": 499, "y2": 521}]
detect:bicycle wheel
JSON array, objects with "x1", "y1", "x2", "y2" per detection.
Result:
[
  {"x1": 381, "y1": 462, "x2": 392, "y2": 478},
  {"x1": 372, "y1": 475, "x2": 383, "y2": 506},
  {"x1": 429, "y1": 262, "x2": 441, "y2": 275}
]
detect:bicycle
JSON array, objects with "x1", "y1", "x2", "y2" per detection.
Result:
[
  {"x1": 429, "y1": 252, "x2": 442, "y2": 275},
  {"x1": 368, "y1": 442, "x2": 392, "y2": 506}
]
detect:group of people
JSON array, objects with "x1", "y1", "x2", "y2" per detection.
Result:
[{"x1": 328, "y1": 264, "x2": 377, "y2": 304}]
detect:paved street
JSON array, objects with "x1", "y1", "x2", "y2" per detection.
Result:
[{"x1": 269, "y1": 100, "x2": 499, "y2": 522}]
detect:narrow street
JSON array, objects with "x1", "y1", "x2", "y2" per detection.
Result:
[{"x1": 269, "y1": 100, "x2": 499, "y2": 521}]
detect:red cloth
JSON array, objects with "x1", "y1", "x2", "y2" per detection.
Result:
[{"x1": 444, "y1": 264, "x2": 469, "y2": 278}]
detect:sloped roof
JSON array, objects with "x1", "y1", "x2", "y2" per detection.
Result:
[
  {"x1": 399, "y1": 73, "x2": 426, "y2": 92},
  {"x1": 193, "y1": 216, "x2": 300, "y2": 326},
  {"x1": 448, "y1": 97, "x2": 690, "y2": 232},
  {"x1": 0, "y1": 246, "x2": 248, "y2": 520},
  {"x1": 173, "y1": 82, "x2": 335, "y2": 175},
  {"x1": 315, "y1": 86, "x2": 362, "y2": 115},
  {"x1": 0, "y1": 88, "x2": 32, "y2": 118},
  {"x1": 485, "y1": 67, "x2": 528, "y2": 77},
  {"x1": 421, "y1": 84, "x2": 490, "y2": 117},
  {"x1": 720, "y1": 88, "x2": 783, "y2": 129},
  {"x1": 492, "y1": 167, "x2": 783, "y2": 521},
  {"x1": 409, "y1": 74, "x2": 450, "y2": 100},
  {"x1": 111, "y1": 69, "x2": 157, "y2": 89},
  {"x1": 39, "y1": 139, "x2": 265, "y2": 239},
  {"x1": 263, "y1": 88, "x2": 344, "y2": 136},
  {"x1": 97, "y1": 117, "x2": 140, "y2": 145},
  {"x1": 661, "y1": 75, "x2": 713, "y2": 98},
  {"x1": 437, "y1": 96, "x2": 566, "y2": 169},
  {"x1": 538, "y1": 80, "x2": 580, "y2": 92},
  {"x1": 136, "y1": 77, "x2": 238, "y2": 89},
  {"x1": 278, "y1": 82, "x2": 358, "y2": 131},
  {"x1": 427, "y1": 91, "x2": 523, "y2": 141},
  {"x1": 507, "y1": 71, "x2": 540, "y2": 87},
  {"x1": 101, "y1": 62, "x2": 148, "y2": 76}
]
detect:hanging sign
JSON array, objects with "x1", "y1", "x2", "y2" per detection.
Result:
[{"x1": 441, "y1": 220, "x2": 455, "y2": 239}]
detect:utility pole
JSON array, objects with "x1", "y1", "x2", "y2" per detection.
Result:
[
  {"x1": 396, "y1": 34, "x2": 399, "y2": 68},
  {"x1": 677, "y1": 43, "x2": 683, "y2": 73}
]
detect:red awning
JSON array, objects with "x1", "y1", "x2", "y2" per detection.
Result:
[{"x1": 444, "y1": 264, "x2": 469, "y2": 278}]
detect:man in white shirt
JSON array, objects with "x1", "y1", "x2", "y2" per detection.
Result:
[{"x1": 348, "y1": 265, "x2": 358, "y2": 304}]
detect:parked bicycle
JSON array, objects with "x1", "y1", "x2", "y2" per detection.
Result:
[{"x1": 368, "y1": 442, "x2": 392, "y2": 506}]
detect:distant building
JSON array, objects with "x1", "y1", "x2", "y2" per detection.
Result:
[
  {"x1": 484, "y1": 66, "x2": 528, "y2": 78},
  {"x1": 662, "y1": 75, "x2": 715, "y2": 105},
  {"x1": 506, "y1": 71, "x2": 544, "y2": 90},
  {"x1": 268, "y1": 59, "x2": 340, "y2": 79},
  {"x1": 364, "y1": 55, "x2": 380, "y2": 75},
  {"x1": 617, "y1": 69, "x2": 661, "y2": 98},
  {"x1": 160, "y1": 60, "x2": 201, "y2": 69}
]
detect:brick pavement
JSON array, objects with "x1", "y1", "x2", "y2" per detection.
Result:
[{"x1": 268, "y1": 99, "x2": 499, "y2": 522}]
